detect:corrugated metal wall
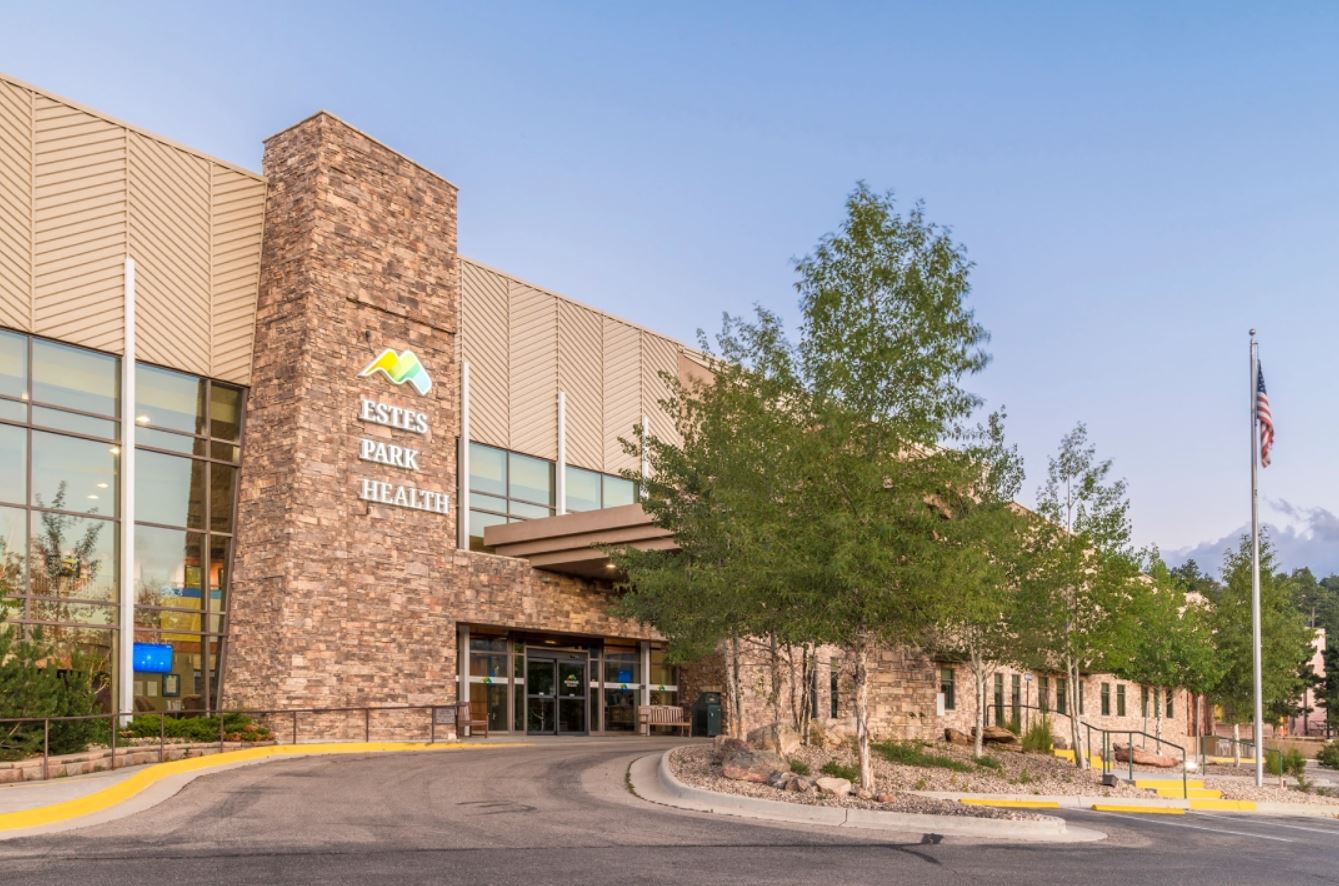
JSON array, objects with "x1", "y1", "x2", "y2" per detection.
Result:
[
  {"x1": 460, "y1": 258, "x2": 685, "y2": 474},
  {"x1": 0, "y1": 74, "x2": 265, "y2": 385}
]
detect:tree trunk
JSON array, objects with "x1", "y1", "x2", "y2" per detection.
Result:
[
  {"x1": 766, "y1": 634, "x2": 783, "y2": 732},
  {"x1": 972, "y1": 649, "x2": 987, "y2": 759},
  {"x1": 726, "y1": 635, "x2": 745, "y2": 739},
  {"x1": 1154, "y1": 688, "x2": 1164, "y2": 742},
  {"x1": 798, "y1": 645, "x2": 814, "y2": 745},
  {"x1": 1233, "y1": 721, "x2": 1241, "y2": 768},
  {"x1": 1068, "y1": 657, "x2": 1086, "y2": 769},
  {"x1": 852, "y1": 636, "x2": 875, "y2": 792}
]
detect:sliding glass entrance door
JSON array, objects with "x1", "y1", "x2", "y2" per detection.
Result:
[{"x1": 526, "y1": 650, "x2": 588, "y2": 735}]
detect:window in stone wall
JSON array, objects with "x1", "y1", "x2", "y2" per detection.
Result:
[
  {"x1": 1010, "y1": 673, "x2": 1021, "y2": 723},
  {"x1": 829, "y1": 656, "x2": 841, "y2": 719},
  {"x1": 1078, "y1": 679, "x2": 1085, "y2": 714},
  {"x1": 1117, "y1": 683, "x2": 1126, "y2": 717},
  {"x1": 1165, "y1": 688, "x2": 1173, "y2": 719},
  {"x1": 993, "y1": 673, "x2": 1004, "y2": 724},
  {"x1": 1101, "y1": 682, "x2": 1111, "y2": 715},
  {"x1": 1056, "y1": 677, "x2": 1068, "y2": 715},
  {"x1": 1039, "y1": 675, "x2": 1050, "y2": 713},
  {"x1": 939, "y1": 667, "x2": 955, "y2": 711},
  {"x1": 1141, "y1": 685, "x2": 1149, "y2": 718}
]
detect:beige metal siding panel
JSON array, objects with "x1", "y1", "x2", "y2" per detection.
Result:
[
  {"x1": 210, "y1": 168, "x2": 265, "y2": 383},
  {"x1": 557, "y1": 299, "x2": 603, "y2": 471},
  {"x1": 602, "y1": 318, "x2": 641, "y2": 473},
  {"x1": 129, "y1": 133, "x2": 212, "y2": 375},
  {"x1": 641, "y1": 332, "x2": 680, "y2": 448},
  {"x1": 0, "y1": 80, "x2": 32, "y2": 331},
  {"x1": 508, "y1": 281, "x2": 557, "y2": 460},
  {"x1": 31, "y1": 96, "x2": 125, "y2": 352},
  {"x1": 459, "y1": 260, "x2": 510, "y2": 449}
]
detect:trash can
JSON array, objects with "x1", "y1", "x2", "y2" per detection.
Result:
[{"x1": 691, "y1": 691, "x2": 723, "y2": 738}]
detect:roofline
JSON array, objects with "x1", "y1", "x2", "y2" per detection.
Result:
[
  {"x1": 265, "y1": 110, "x2": 458, "y2": 191},
  {"x1": 0, "y1": 71, "x2": 264, "y2": 183},
  {"x1": 459, "y1": 255, "x2": 707, "y2": 361}
]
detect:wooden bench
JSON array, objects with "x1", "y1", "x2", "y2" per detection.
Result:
[
  {"x1": 456, "y1": 700, "x2": 490, "y2": 738},
  {"x1": 638, "y1": 704, "x2": 692, "y2": 736}
]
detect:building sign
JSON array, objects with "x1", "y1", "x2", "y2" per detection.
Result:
[{"x1": 356, "y1": 346, "x2": 450, "y2": 516}]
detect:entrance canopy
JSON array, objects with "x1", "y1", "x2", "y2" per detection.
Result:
[{"x1": 483, "y1": 503, "x2": 678, "y2": 578}]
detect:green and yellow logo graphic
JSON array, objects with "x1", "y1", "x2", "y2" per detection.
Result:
[{"x1": 359, "y1": 348, "x2": 433, "y2": 395}]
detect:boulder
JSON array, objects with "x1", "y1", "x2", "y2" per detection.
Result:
[
  {"x1": 1113, "y1": 743, "x2": 1178, "y2": 769},
  {"x1": 875, "y1": 792, "x2": 896, "y2": 804},
  {"x1": 720, "y1": 746, "x2": 788, "y2": 783},
  {"x1": 973, "y1": 725, "x2": 1020, "y2": 745},
  {"x1": 811, "y1": 717, "x2": 858, "y2": 749},
  {"x1": 766, "y1": 770, "x2": 796, "y2": 790},
  {"x1": 944, "y1": 728, "x2": 972, "y2": 746},
  {"x1": 815, "y1": 776, "x2": 852, "y2": 798},
  {"x1": 711, "y1": 736, "x2": 749, "y2": 762},
  {"x1": 787, "y1": 776, "x2": 816, "y2": 793},
  {"x1": 747, "y1": 723, "x2": 802, "y2": 757}
]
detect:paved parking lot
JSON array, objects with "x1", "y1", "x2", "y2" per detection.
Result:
[{"x1": 0, "y1": 740, "x2": 1334, "y2": 885}]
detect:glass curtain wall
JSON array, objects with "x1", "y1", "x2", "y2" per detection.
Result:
[
  {"x1": 467, "y1": 442, "x2": 638, "y2": 552},
  {"x1": 0, "y1": 329, "x2": 243, "y2": 715}
]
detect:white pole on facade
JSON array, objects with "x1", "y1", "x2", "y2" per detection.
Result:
[
  {"x1": 119, "y1": 258, "x2": 136, "y2": 724},
  {"x1": 1249, "y1": 330, "x2": 1264, "y2": 787},
  {"x1": 639, "y1": 640, "x2": 651, "y2": 734},
  {"x1": 458, "y1": 624, "x2": 470, "y2": 730},
  {"x1": 639, "y1": 414, "x2": 649, "y2": 497},
  {"x1": 556, "y1": 391, "x2": 567, "y2": 515},
  {"x1": 458, "y1": 361, "x2": 471, "y2": 549}
]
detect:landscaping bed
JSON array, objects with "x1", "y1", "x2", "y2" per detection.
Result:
[{"x1": 669, "y1": 744, "x2": 1047, "y2": 821}]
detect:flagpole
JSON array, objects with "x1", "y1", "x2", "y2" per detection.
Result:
[{"x1": 1249, "y1": 328, "x2": 1264, "y2": 787}]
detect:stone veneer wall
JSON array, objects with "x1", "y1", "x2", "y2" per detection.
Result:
[{"x1": 223, "y1": 113, "x2": 655, "y2": 725}]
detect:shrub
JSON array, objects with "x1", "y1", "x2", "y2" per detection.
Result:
[
  {"x1": 788, "y1": 759, "x2": 811, "y2": 776},
  {"x1": 1262, "y1": 747, "x2": 1308, "y2": 780},
  {"x1": 0, "y1": 620, "x2": 107, "y2": 761},
  {"x1": 1004, "y1": 716, "x2": 1022, "y2": 737},
  {"x1": 1317, "y1": 741, "x2": 1339, "y2": 770},
  {"x1": 120, "y1": 713, "x2": 272, "y2": 744},
  {"x1": 872, "y1": 740, "x2": 973, "y2": 773},
  {"x1": 1021, "y1": 720, "x2": 1054, "y2": 754},
  {"x1": 820, "y1": 761, "x2": 860, "y2": 782},
  {"x1": 974, "y1": 755, "x2": 1002, "y2": 771}
]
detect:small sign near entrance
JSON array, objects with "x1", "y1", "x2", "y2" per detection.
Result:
[
  {"x1": 433, "y1": 706, "x2": 457, "y2": 725},
  {"x1": 563, "y1": 673, "x2": 580, "y2": 689}
]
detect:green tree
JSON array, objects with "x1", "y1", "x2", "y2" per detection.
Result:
[
  {"x1": 1210, "y1": 535, "x2": 1314, "y2": 728},
  {"x1": 1169, "y1": 559, "x2": 1223, "y2": 603},
  {"x1": 931, "y1": 410, "x2": 1029, "y2": 758},
  {"x1": 1124, "y1": 550, "x2": 1222, "y2": 741},
  {"x1": 1018, "y1": 423, "x2": 1142, "y2": 768}
]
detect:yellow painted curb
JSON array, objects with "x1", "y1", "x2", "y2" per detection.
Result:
[
  {"x1": 1149, "y1": 788, "x2": 1221, "y2": 800},
  {"x1": 1207, "y1": 757, "x2": 1257, "y2": 765},
  {"x1": 1135, "y1": 779, "x2": 1205, "y2": 790},
  {"x1": 1189, "y1": 799, "x2": 1257, "y2": 811},
  {"x1": 0, "y1": 741, "x2": 526, "y2": 832},
  {"x1": 1091, "y1": 804, "x2": 1186, "y2": 815},
  {"x1": 959, "y1": 798, "x2": 1061, "y2": 809}
]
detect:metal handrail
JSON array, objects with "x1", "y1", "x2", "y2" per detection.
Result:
[{"x1": 0, "y1": 702, "x2": 473, "y2": 783}]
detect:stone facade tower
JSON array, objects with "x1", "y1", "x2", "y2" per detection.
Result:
[{"x1": 224, "y1": 114, "x2": 462, "y2": 711}]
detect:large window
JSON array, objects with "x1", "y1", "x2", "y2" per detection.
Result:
[
  {"x1": 467, "y1": 442, "x2": 639, "y2": 551},
  {"x1": 0, "y1": 329, "x2": 244, "y2": 715},
  {"x1": 939, "y1": 667, "x2": 955, "y2": 711}
]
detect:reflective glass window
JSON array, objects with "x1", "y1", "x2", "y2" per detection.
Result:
[
  {"x1": 209, "y1": 384, "x2": 243, "y2": 441},
  {"x1": 138, "y1": 427, "x2": 200, "y2": 456},
  {"x1": 0, "y1": 399, "x2": 25, "y2": 423},
  {"x1": 28, "y1": 510, "x2": 116, "y2": 601},
  {"x1": 603, "y1": 649, "x2": 639, "y2": 686},
  {"x1": 31, "y1": 406, "x2": 116, "y2": 440},
  {"x1": 470, "y1": 493, "x2": 507, "y2": 514},
  {"x1": 31, "y1": 339, "x2": 117, "y2": 415},
  {"x1": 650, "y1": 648, "x2": 676, "y2": 686},
  {"x1": 210, "y1": 464, "x2": 236, "y2": 533},
  {"x1": 136, "y1": 364, "x2": 205, "y2": 435},
  {"x1": 509, "y1": 501, "x2": 551, "y2": 520},
  {"x1": 135, "y1": 450, "x2": 204, "y2": 529},
  {"x1": 27, "y1": 598, "x2": 117, "y2": 626},
  {"x1": 0, "y1": 424, "x2": 25, "y2": 505},
  {"x1": 603, "y1": 475, "x2": 636, "y2": 508},
  {"x1": 0, "y1": 330, "x2": 26, "y2": 399},
  {"x1": 565, "y1": 466, "x2": 601, "y2": 512},
  {"x1": 31, "y1": 431, "x2": 118, "y2": 515},
  {"x1": 210, "y1": 441, "x2": 240, "y2": 463},
  {"x1": 469, "y1": 443, "x2": 506, "y2": 497},
  {"x1": 508, "y1": 452, "x2": 552, "y2": 506},
  {"x1": 468, "y1": 509, "x2": 507, "y2": 551},
  {"x1": 133, "y1": 526, "x2": 204, "y2": 610},
  {"x1": 0, "y1": 504, "x2": 25, "y2": 598}
]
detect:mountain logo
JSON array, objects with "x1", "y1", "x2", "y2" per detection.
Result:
[{"x1": 359, "y1": 348, "x2": 433, "y2": 395}]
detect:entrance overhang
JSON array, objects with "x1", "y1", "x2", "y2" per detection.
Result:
[{"x1": 483, "y1": 503, "x2": 678, "y2": 578}]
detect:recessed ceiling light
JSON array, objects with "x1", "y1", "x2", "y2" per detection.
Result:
[
  {"x1": 108, "y1": 446, "x2": 120, "y2": 455},
  {"x1": 96, "y1": 482, "x2": 109, "y2": 489},
  {"x1": 87, "y1": 494, "x2": 99, "y2": 500},
  {"x1": 604, "y1": 562, "x2": 617, "y2": 570},
  {"x1": 136, "y1": 415, "x2": 151, "y2": 424}
]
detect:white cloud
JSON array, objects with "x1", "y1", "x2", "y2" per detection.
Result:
[{"x1": 1166, "y1": 500, "x2": 1339, "y2": 579}]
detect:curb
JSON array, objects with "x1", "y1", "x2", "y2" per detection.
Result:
[
  {"x1": 0, "y1": 740, "x2": 527, "y2": 838},
  {"x1": 917, "y1": 791, "x2": 1339, "y2": 818},
  {"x1": 629, "y1": 751, "x2": 1103, "y2": 842}
]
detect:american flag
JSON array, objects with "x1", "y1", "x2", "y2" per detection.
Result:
[{"x1": 1256, "y1": 365, "x2": 1274, "y2": 467}]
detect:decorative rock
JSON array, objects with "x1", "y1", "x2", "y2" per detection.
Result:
[
  {"x1": 944, "y1": 728, "x2": 972, "y2": 745},
  {"x1": 811, "y1": 717, "x2": 858, "y2": 749},
  {"x1": 815, "y1": 776, "x2": 853, "y2": 798},
  {"x1": 855, "y1": 788, "x2": 874, "y2": 800},
  {"x1": 875, "y1": 792, "x2": 896, "y2": 803},
  {"x1": 766, "y1": 770, "x2": 796, "y2": 790},
  {"x1": 1113, "y1": 743, "x2": 1177, "y2": 769},
  {"x1": 974, "y1": 725, "x2": 1021, "y2": 745},
  {"x1": 747, "y1": 723, "x2": 802, "y2": 757},
  {"x1": 787, "y1": 776, "x2": 816, "y2": 793},
  {"x1": 1052, "y1": 733, "x2": 1071, "y2": 750},
  {"x1": 712, "y1": 736, "x2": 749, "y2": 762},
  {"x1": 720, "y1": 746, "x2": 788, "y2": 783}
]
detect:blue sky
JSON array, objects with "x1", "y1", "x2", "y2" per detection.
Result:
[{"x1": 4, "y1": 2, "x2": 1337, "y2": 575}]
